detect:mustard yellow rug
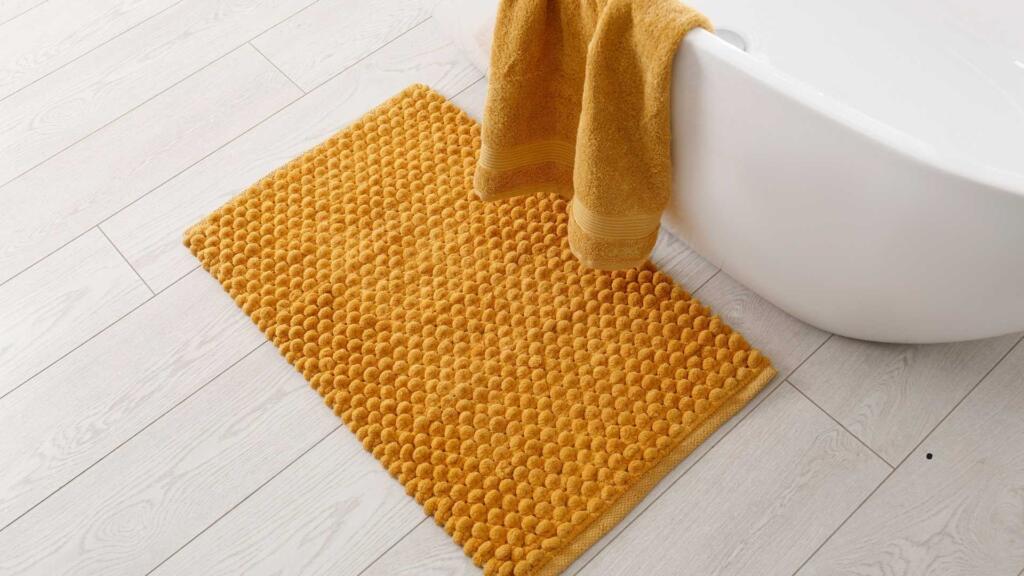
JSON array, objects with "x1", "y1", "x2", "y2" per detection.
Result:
[{"x1": 185, "y1": 84, "x2": 775, "y2": 576}]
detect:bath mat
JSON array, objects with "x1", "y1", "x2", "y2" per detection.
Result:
[{"x1": 184, "y1": 84, "x2": 775, "y2": 576}]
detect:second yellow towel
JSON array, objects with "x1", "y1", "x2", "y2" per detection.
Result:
[{"x1": 474, "y1": 0, "x2": 711, "y2": 270}]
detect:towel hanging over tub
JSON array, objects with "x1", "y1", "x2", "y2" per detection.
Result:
[{"x1": 474, "y1": 0, "x2": 711, "y2": 270}]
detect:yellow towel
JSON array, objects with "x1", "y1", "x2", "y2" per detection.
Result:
[{"x1": 474, "y1": 0, "x2": 711, "y2": 270}]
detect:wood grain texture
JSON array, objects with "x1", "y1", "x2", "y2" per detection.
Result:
[
  {"x1": 0, "y1": 0, "x2": 44, "y2": 24},
  {"x1": 0, "y1": 0, "x2": 313, "y2": 185},
  {"x1": 0, "y1": 270, "x2": 265, "y2": 529},
  {"x1": 0, "y1": 344, "x2": 339, "y2": 576},
  {"x1": 449, "y1": 76, "x2": 487, "y2": 119},
  {"x1": 362, "y1": 519, "x2": 479, "y2": 576},
  {"x1": 2, "y1": 6, "x2": 1020, "y2": 575},
  {"x1": 103, "y1": 19, "x2": 479, "y2": 292},
  {"x1": 151, "y1": 427, "x2": 424, "y2": 576},
  {"x1": 791, "y1": 333, "x2": 1022, "y2": 464},
  {"x1": 0, "y1": 0, "x2": 179, "y2": 99},
  {"x1": 581, "y1": 384, "x2": 891, "y2": 576},
  {"x1": 798, "y1": 340, "x2": 1024, "y2": 576},
  {"x1": 251, "y1": 0, "x2": 436, "y2": 91},
  {"x1": 0, "y1": 229, "x2": 150, "y2": 398},
  {"x1": 0, "y1": 44, "x2": 300, "y2": 283}
]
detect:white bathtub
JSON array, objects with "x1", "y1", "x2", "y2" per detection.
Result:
[{"x1": 434, "y1": 0, "x2": 1024, "y2": 343}]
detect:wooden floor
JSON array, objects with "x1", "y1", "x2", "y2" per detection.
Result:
[{"x1": 1, "y1": 2, "x2": 1023, "y2": 575}]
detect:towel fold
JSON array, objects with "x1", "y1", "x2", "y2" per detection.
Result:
[{"x1": 474, "y1": 0, "x2": 710, "y2": 269}]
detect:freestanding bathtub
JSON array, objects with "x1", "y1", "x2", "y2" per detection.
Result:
[{"x1": 434, "y1": 0, "x2": 1024, "y2": 343}]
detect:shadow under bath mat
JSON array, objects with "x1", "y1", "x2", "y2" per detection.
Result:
[{"x1": 184, "y1": 84, "x2": 776, "y2": 576}]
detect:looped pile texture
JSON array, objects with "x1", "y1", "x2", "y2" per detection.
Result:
[{"x1": 185, "y1": 84, "x2": 775, "y2": 576}]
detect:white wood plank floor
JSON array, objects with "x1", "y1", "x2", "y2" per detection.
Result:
[{"x1": 1, "y1": 4, "x2": 1022, "y2": 575}]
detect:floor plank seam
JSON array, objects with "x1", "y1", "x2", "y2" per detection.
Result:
[
  {"x1": 96, "y1": 16, "x2": 440, "y2": 233},
  {"x1": 144, "y1": 422, "x2": 343, "y2": 575},
  {"x1": 570, "y1": 331, "x2": 833, "y2": 575},
  {"x1": 4, "y1": 66, "x2": 489, "y2": 405},
  {"x1": 98, "y1": 225, "x2": 156, "y2": 295},
  {"x1": 689, "y1": 267, "x2": 721, "y2": 296},
  {"x1": 787, "y1": 460, "x2": 896, "y2": 576},
  {"x1": 95, "y1": 93, "x2": 300, "y2": 230},
  {"x1": 355, "y1": 517, "x2": 431, "y2": 576},
  {"x1": 0, "y1": 44, "x2": 241, "y2": 191},
  {"x1": 302, "y1": 16, "x2": 433, "y2": 95},
  {"x1": 0, "y1": 12, "x2": 472, "y2": 429},
  {"x1": 248, "y1": 41, "x2": 307, "y2": 94},
  {"x1": 0, "y1": 0, "x2": 48, "y2": 28},
  {"x1": 0, "y1": 14, "x2": 446, "y2": 289},
  {"x1": 451, "y1": 74, "x2": 486, "y2": 100},
  {"x1": 0, "y1": 296, "x2": 143, "y2": 399},
  {"x1": 0, "y1": 226, "x2": 93, "y2": 290},
  {"x1": 0, "y1": 0, "x2": 325, "y2": 191},
  {"x1": 0, "y1": 0, "x2": 189, "y2": 104},
  {"x1": 248, "y1": 0, "x2": 323, "y2": 45},
  {"x1": 786, "y1": 333, "x2": 833, "y2": 380},
  {"x1": 0, "y1": 337, "x2": 267, "y2": 536},
  {"x1": 786, "y1": 379, "x2": 895, "y2": 468},
  {"x1": 787, "y1": 331, "x2": 1024, "y2": 576},
  {"x1": 0, "y1": 264, "x2": 198, "y2": 404},
  {"x1": 0, "y1": 73, "x2": 305, "y2": 290}
]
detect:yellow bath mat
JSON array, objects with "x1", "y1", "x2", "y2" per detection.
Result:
[{"x1": 185, "y1": 84, "x2": 775, "y2": 576}]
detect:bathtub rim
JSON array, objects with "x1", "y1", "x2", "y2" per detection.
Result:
[
  {"x1": 683, "y1": 28, "x2": 1024, "y2": 200},
  {"x1": 431, "y1": 0, "x2": 1024, "y2": 200}
]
